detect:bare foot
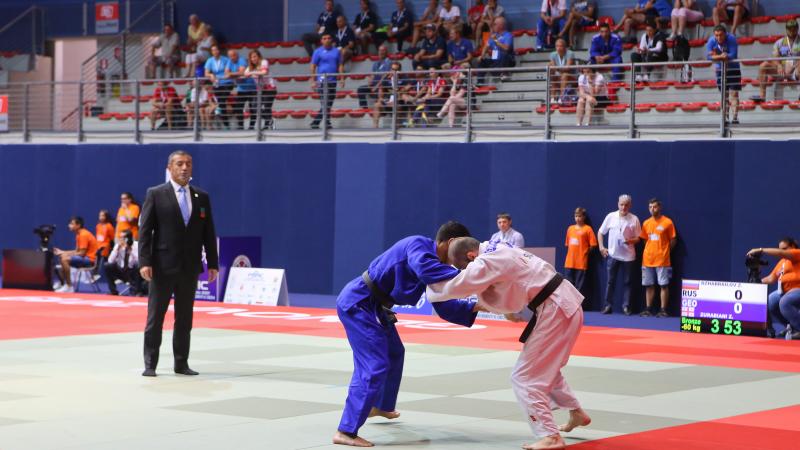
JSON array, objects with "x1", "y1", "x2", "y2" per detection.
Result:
[
  {"x1": 559, "y1": 408, "x2": 592, "y2": 432},
  {"x1": 368, "y1": 407, "x2": 400, "y2": 419},
  {"x1": 522, "y1": 434, "x2": 566, "y2": 450},
  {"x1": 332, "y1": 431, "x2": 374, "y2": 447}
]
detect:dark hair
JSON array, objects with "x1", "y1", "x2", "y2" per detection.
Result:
[
  {"x1": 497, "y1": 212, "x2": 512, "y2": 221},
  {"x1": 600, "y1": 22, "x2": 611, "y2": 30},
  {"x1": 70, "y1": 216, "x2": 84, "y2": 228},
  {"x1": 574, "y1": 207, "x2": 587, "y2": 217},
  {"x1": 121, "y1": 191, "x2": 138, "y2": 206},
  {"x1": 780, "y1": 237, "x2": 799, "y2": 249},
  {"x1": 98, "y1": 209, "x2": 113, "y2": 225},
  {"x1": 645, "y1": 18, "x2": 657, "y2": 29},
  {"x1": 321, "y1": 32, "x2": 333, "y2": 39},
  {"x1": 648, "y1": 198, "x2": 662, "y2": 206},
  {"x1": 435, "y1": 221, "x2": 471, "y2": 243},
  {"x1": 713, "y1": 25, "x2": 727, "y2": 33}
]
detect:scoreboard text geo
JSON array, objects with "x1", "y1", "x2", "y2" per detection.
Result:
[{"x1": 680, "y1": 279, "x2": 768, "y2": 337}]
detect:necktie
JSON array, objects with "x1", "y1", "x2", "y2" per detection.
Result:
[
  {"x1": 178, "y1": 186, "x2": 190, "y2": 225},
  {"x1": 123, "y1": 247, "x2": 130, "y2": 270}
]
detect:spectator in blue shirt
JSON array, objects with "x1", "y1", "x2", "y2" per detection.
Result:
[
  {"x1": 334, "y1": 15, "x2": 357, "y2": 64},
  {"x1": 376, "y1": 0, "x2": 413, "y2": 53},
  {"x1": 447, "y1": 27, "x2": 475, "y2": 68},
  {"x1": 224, "y1": 49, "x2": 248, "y2": 130},
  {"x1": 615, "y1": 0, "x2": 671, "y2": 43},
  {"x1": 357, "y1": 45, "x2": 392, "y2": 108},
  {"x1": 310, "y1": 33, "x2": 344, "y2": 129},
  {"x1": 589, "y1": 23, "x2": 623, "y2": 80},
  {"x1": 414, "y1": 24, "x2": 447, "y2": 70},
  {"x1": 203, "y1": 45, "x2": 232, "y2": 127},
  {"x1": 707, "y1": 25, "x2": 741, "y2": 124},
  {"x1": 302, "y1": 0, "x2": 341, "y2": 56},
  {"x1": 537, "y1": 0, "x2": 568, "y2": 51},
  {"x1": 478, "y1": 16, "x2": 514, "y2": 85},
  {"x1": 559, "y1": 0, "x2": 597, "y2": 49}
]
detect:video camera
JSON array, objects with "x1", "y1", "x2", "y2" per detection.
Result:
[
  {"x1": 745, "y1": 252, "x2": 768, "y2": 283},
  {"x1": 33, "y1": 224, "x2": 56, "y2": 251}
]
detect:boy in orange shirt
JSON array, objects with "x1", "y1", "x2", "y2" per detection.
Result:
[
  {"x1": 564, "y1": 207, "x2": 597, "y2": 297},
  {"x1": 54, "y1": 216, "x2": 100, "y2": 293},
  {"x1": 639, "y1": 198, "x2": 677, "y2": 317}
]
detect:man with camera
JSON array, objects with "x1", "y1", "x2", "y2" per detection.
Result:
[
  {"x1": 748, "y1": 239, "x2": 800, "y2": 339},
  {"x1": 104, "y1": 230, "x2": 144, "y2": 296}
]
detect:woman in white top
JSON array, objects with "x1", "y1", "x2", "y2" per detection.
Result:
[
  {"x1": 436, "y1": 70, "x2": 468, "y2": 127},
  {"x1": 243, "y1": 50, "x2": 277, "y2": 130},
  {"x1": 670, "y1": 0, "x2": 704, "y2": 39},
  {"x1": 713, "y1": 0, "x2": 749, "y2": 36},
  {"x1": 437, "y1": 0, "x2": 462, "y2": 35},
  {"x1": 576, "y1": 65, "x2": 608, "y2": 126},
  {"x1": 185, "y1": 82, "x2": 211, "y2": 130}
]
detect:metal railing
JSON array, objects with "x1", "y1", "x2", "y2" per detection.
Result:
[
  {"x1": 0, "y1": 6, "x2": 45, "y2": 71},
  {"x1": 1, "y1": 56, "x2": 798, "y2": 143}
]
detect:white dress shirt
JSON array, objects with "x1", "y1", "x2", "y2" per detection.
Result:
[
  {"x1": 169, "y1": 178, "x2": 193, "y2": 217},
  {"x1": 490, "y1": 227, "x2": 526, "y2": 248},
  {"x1": 107, "y1": 241, "x2": 139, "y2": 269},
  {"x1": 598, "y1": 211, "x2": 641, "y2": 262}
]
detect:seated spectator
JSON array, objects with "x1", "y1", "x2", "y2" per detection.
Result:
[
  {"x1": 377, "y1": 0, "x2": 413, "y2": 53},
  {"x1": 466, "y1": 0, "x2": 486, "y2": 41},
  {"x1": 564, "y1": 207, "x2": 598, "y2": 298},
  {"x1": 559, "y1": 0, "x2": 597, "y2": 49},
  {"x1": 614, "y1": 0, "x2": 672, "y2": 43},
  {"x1": 335, "y1": 15, "x2": 357, "y2": 64},
  {"x1": 186, "y1": 14, "x2": 208, "y2": 46},
  {"x1": 753, "y1": 20, "x2": 799, "y2": 102},
  {"x1": 115, "y1": 192, "x2": 139, "y2": 240},
  {"x1": 244, "y1": 50, "x2": 277, "y2": 130},
  {"x1": 53, "y1": 216, "x2": 99, "y2": 293},
  {"x1": 590, "y1": 23, "x2": 623, "y2": 80},
  {"x1": 372, "y1": 61, "x2": 410, "y2": 127},
  {"x1": 748, "y1": 239, "x2": 800, "y2": 339},
  {"x1": 436, "y1": 0, "x2": 462, "y2": 37},
  {"x1": 475, "y1": 0, "x2": 505, "y2": 47},
  {"x1": 150, "y1": 80, "x2": 179, "y2": 130},
  {"x1": 309, "y1": 34, "x2": 344, "y2": 130},
  {"x1": 631, "y1": 20, "x2": 668, "y2": 81},
  {"x1": 301, "y1": 0, "x2": 340, "y2": 57},
  {"x1": 576, "y1": 65, "x2": 609, "y2": 126},
  {"x1": 412, "y1": 67, "x2": 448, "y2": 125},
  {"x1": 713, "y1": 0, "x2": 749, "y2": 36},
  {"x1": 707, "y1": 25, "x2": 741, "y2": 124},
  {"x1": 185, "y1": 26, "x2": 215, "y2": 78},
  {"x1": 549, "y1": 38, "x2": 576, "y2": 103},
  {"x1": 412, "y1": 0, "x2": 440, "y2": 49},
  {"x1": 104, "y1": 230, "x2": 144, "y2": 296},
  {"x1": 204, "y1": 45, "x2": 232, "y2": 127},
  {"x1": 477, "y1": 16, "x2": 514, "y2": 85},
  {"x1": 353, "y1": 0, "x2": 377, "y2": 55},
  {"x1": 537, "y1": 0, "x2": 567, "y2": 51},
  {"x1": 95, "y1": 209, "x2": 115, "y2": 260},
  {"x1": 669, "y1": 0, "x2": 704, "y2": 40},
  {"x1": 357, "y1": 45, "x2": 392, "y2": 109},
  {"x1": 447, "y1": 27, "x2": 475, "y2": 68},
  {"x1": 414, "y1": 24, "x2": 447, "y2": 70},
  {"x1": 490, "y1": 212, "x2": 525, "y2": 247},
  {"x1": 185, "y1": 80, "x2": 212, "y2": 130},
  {"x1": 436, "y1": 69, "x2": 468, "y2": 127},
  {"x1": 225, "y1": 49, "x2": 248, "y2": 130},
  {"x1": 148, "y1": 24, "x2": 180, "y2": 79}
]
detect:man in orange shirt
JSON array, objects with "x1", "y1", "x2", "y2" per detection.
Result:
[
  {"x1": 54, "y1": 216, "x2": 100, "y2": 293},
  {"x1": 639, "y1": 198, "x2": 677, "y2": 317},
  {"x1": 564, "y1": 207, "x2": 597, "y2": 298}
]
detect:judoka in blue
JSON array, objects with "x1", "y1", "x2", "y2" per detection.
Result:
[{"x1": 333, "y1": 222, "x2": 478, "y2": 447}]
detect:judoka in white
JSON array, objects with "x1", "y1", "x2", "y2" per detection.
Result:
[{"x1": 426, "y1": 238, "x2": 591, "y2": 450}]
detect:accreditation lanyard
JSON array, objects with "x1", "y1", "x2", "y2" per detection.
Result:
[
  {"x1": 357, "y1": 13, "x2": 369, "y2": 28},
  {"x1": 394, "y1": 10, "x2": 405, "y2": 26},
  {"x1": 337, "y1": 28, "x2": 347, "y2": 43}
]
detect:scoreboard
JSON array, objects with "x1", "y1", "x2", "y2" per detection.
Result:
[{"x1": 680, "y1": 279, "x2": 768, "y2": 337}]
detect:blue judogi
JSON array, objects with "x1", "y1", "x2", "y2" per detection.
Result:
[{"x1": 336, "y1": 235, "x2": 477, "y2": 435}]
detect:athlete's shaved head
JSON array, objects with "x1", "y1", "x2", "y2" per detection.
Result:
[{"x1": 447, "y1": 237, "x2": 480, "y2": 269}]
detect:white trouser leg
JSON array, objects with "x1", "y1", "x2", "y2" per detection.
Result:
[{"x1": 511, "y1": 300, "x2": 583, "y2": 438}]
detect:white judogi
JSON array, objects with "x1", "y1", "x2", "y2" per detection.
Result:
[{"x1": 427, "y1": 244, "x2": 584, "y2": 438}]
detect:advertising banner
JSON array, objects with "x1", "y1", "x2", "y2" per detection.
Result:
[
  {"x1": 196, "y1": 236, "x2": 262, "y2": 302},
  {"x1": 95, "y1": 2, "x2": 120, "y2": 34}
]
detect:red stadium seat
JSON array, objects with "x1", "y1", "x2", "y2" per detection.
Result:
[
  {"x1": 389, "y1": 52, "x2": 406, "y2": 60},
  {"x1": 511, "y1": 30, "x2": 525, "y2": 37},
  {"x1": 227, "y1": 43, "x2": 244, "y2": 49},
  {"x1": 558, "y1": 106, "x2": 577, "y2": 114},
  {"x1": 348, "y1": 109, "x2": 370, "y2": 118},
  {"x1": 776, "y1": 14, "x2": 800, "y2": 23},
  {"x1": 674, "y1": 81, "x2": 697, "y2": 89},
  {"x1": 139, "y1": 95, "x2": 152, "y2": 102},
  {"x1": 275, "y1": 76, "x2": 292, "y2": 82},
  {"x1": 515, "y1": 48, "x2": 533, "y2": 56},
  {"x1": 701, "y1": 19, "x2": 715, "y2": 27},
  {"x1": 289, "y1": 110, "x2": 309, "y2": 119},
  {"x1": 276, "y1": 57, "x2": 296, "y2": 64},
  {"x1": 635, "y1": 103, "x2": 655, "y2": 113},
  {"x1": 788, "y1": 101, "x2": 800, "y2": 110},
  {"x1": 352, "y1": 55, "x2": 369, "y2": 62},
  {"x1": 698, "y1": 80, "x2": 717, "y2": 89},
  {"x1": 293, "y1": 75, "x2": 311, "y2": 82},
  {"x1": 655, "y1": 103, "x2": 680, "y2": 112},
  {"x1": 738, "y1": 101, "x2": 756, "y2": 111},
  {"x1": 689, "y1": 38, "x2": 706, "y2": 48},
  {"x1": 114, "y1": 113, "x2": 128, "y2": 121},
  {"x1": 606, "y1": 103, "x2": 629, "y2": 113},
  {"x1": 680, "y1": 102, "x2": 707, "y2": 112},
  {"x1": 741, "y1": 59, "x2": 762, "y2": 66},
  {"x1": 291, "y1": 92, "x2": 310, "y2": 100},
  {"x1": 244, "y1": 42, "x2": 260, "y2": 49},
  {"x1": 524, "y1": 29, "x2": 536, "y2": 36},
  {"x1": 296, "y1": 56, "x2": 312, "y2": 64},
  {"x1": 142, "y1": 81, "x2": 155, "y2": 86},
  {"x1": 707, "y1": 102, "x2": 721, "y2": 111},
  {"x1": 272, "y1": 110, "x2": 290, "y2": 119},
  {"x1": 760, "y1": 101, "x2": 785, "y2": 111},
  {"x1": 119, "y1": 95, "x2": 134, "y2": 103},
  {"x1": 349, "y1": 74, "x2": 367, "y2": 80},
  {"x1": 737, "y1": 36, "x2": 756, "y2": 45},
  {"x1": 98, "y1": 113, "x2": 113, "y2": 121},
  {"x1": 693, "y1": 61, "x2": 712, "y2": 68},
  {"x1": 749, "y1": 16, "x2": 773, "y2": 24},
  {"x1": 623, "y1": 82, "x2": 646, "y2": 91},
  {"x1": 278, "y1": 41, "x2": 296, "y2": 48},
  {"x1": 275, "y1": 93, "x2": 290, "y2": 100},
  {"x1": 649, "y1": 81, "x2": 674, "y2": 90},
  {"x1": 535, "y1": 105, "x2": 557, "y2": 114},
  {"x1": 757, "y1": 35, "x2": 782, "y2": 44},
  {"x1": 173, "y1": 79, "x2": 188, "y2": 85},
  {"x1": 263, "y1": 42, "x2": 279, "y2": 48},
  {"x1": 336, "y1": 90, "x2": 353, "y2": 99},
  {"x1": 330, "y1": 109, "x2": 349, "y2": 118}
]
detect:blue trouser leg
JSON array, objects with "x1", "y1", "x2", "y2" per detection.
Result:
[
  {"x1": 375, "y1": 324, "x2": 404, "y2": 411},
  {"x1": 337, "y1": 300, "x2": 393, "y2": 435},
  {"x1": 604, "y1": 258, "x2": 620, "y2": 308},
  {"x1": 620, "y1": 260, "x2": 632, "y2": 309},
  {"x1": 779, "y1": 289, "x2": 800, "y2": 330},
  {"x1": 537, "y1": 18, "x2": 548, "y2": 49},
  {"x1": 768, "y1": 290, "x2": 788, "y2": 333}
]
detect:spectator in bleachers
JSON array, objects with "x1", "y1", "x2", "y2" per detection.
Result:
[
  {"x1": 436, "y1": 69, "x2": 468, "y2": 127},
  {"x1": 436, "y1": 0, "x2": 462, "y2": 37},
  {"x1": 186, "y1": 14, "x2": 208, "y2": 46},
  {"x1": 614, "y1": 0, "x2": 672, "y2": 43},
  {"x1": 302, "y1": 0, "x2": 341, "y2": 57},
  {"x1": 411, "y1": 0, "x2": 440, "y2": 49},
  {"x1": 95, "y1": 209, "x2": 115, "y2": 260},
  {"x1": 116, "y1": 192, "x2": 140, "y2": 240},
  {"x1": 631, "y1": 19, "x2": 668, "y2": 81},
  {"x1": 415, "y1": 24, "x2": 447, "y2": 70},
  {"x1": 447, "y1": 27, "x2": 475, "y2": 68},
  {"x1": 477, "y1": 16, "x2": 514, "y2": 85},
  {"x1": 749, "y1": 238, "x2": 800, "y2": 339},
  {"x1": 598, "y1": 194, "x2": 641, "y2": 315},
  {"x1": 475, "y1": 0, "x2": 505, "y2": 47},
  {"x1": 669, "y1": 0, "x2": 704, "y2": 40},
  {"x1": 753, "y1": 19, "x2": 799, "y2": 102},
  {"x1": 185, "y1": 80, "x2": 211, "y2": 129},
  {"x1": 589, "y1": 23, "x2": 623, "y2": 80},
  {"x1": 234, "y1": 51, "x2": 259, "y2": 130},
  {"x1": 148, "y1": 24, "x2": 180, "y2": 79},
  {"x1": 576, "y1": 65, "x2": 608, "y2": 126},
  {"x1": 244, "y1": 50, "x2": 278, "y2": 130},
  {"x1": 204, "y1": 45, "x2": 232, "y2": 127},
  {"x1": 310, "y1": 33, "x2": 344, "y2": 129},
  {"x1": 639, "y1": 198, "x2": 677, "y2": 317},
  {"x1": 466, "y1": 0, "x2": 485, "y2": 42},
  {"x1": 353, "y1": 0, "x2": 377, "y2": 55},
  {"x1": 335, "y1": 15, "x2": 357, "y2": 65},
  {"x1": 53, "y1": 216, "x2": 100, "y2": 293},
  {"x1": 225, "y1": 49, "x2": 248, "y2": 130},
  {"x1": 564, "y1": 207, "x2": 597, "y2": 299},
  {"x1": 559, "y1": 0, "x2": 597, "y2": 49},
  {"x1": 378, "y1": 0, "x2": 413, "y2": 53},
  {"x1": 185, "y1": 26, "x2": 215, "y2": 78},
  {"x1": 372, "y1": 61, "x2": 409, "y2": 127},
  {"x1": 713, "y1": 0, "x2": 749, "y2": 36},
  {"x1": 707, "y1": 24, "x2": 741, "y2": 124},
  {"x1": 490, "y1": 212, "x2": 525, "y2": 247},
  {"x1": 150, "y1": 80, "x2": 179, "y2": 130},
  {"x1": 357, "y1": 45, "x2": 392, "y2": 108},
  {"x1": 537, "y1": 0, "x2": 568, "y2": 51},
  {"x1": 412, "y1": 67, "x2": 448, "y2": 125},
  {"x1": 549, "y1": 38, "x2": 576, "y2": 104},
  {"x1": 104, "y1": 230, "x2": 144, "y2": 296}
]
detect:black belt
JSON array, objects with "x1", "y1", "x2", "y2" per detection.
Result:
[
  {"x1": 362, "y1": 271, "x2": 398, "y2": 325},
  {"x1": 518, "y1": 273, "x2": 564, "y2": 343}
]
